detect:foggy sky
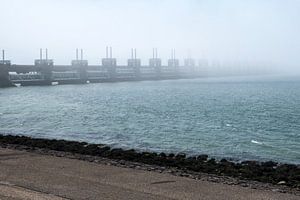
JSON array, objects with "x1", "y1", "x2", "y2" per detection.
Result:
[{"x1": 1, "y1": 0, "x2": 300, "y2": 71}]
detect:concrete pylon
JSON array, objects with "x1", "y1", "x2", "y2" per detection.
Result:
[
  {"x1": 128, "y1": 48, "x2": 141, "y2": 78},
  {"x1": 0, "y1": 50, "x2": 13, "y2": 87},
  {"x1": 102, "y1": 46, "x2": 117, "y2": 79},
  {"x1": 71, "y1": 49, "x2": 88, "y2": 83},
  {"x1": 34, "y1": 48, "x2": 54, "y2": 85},
  {"x1": 149, "y1": 48, "x2": 162, "y2": 77}
]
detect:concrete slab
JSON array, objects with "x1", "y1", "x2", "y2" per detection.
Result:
[{"x1": 0, "y1": 148, "x2": 298, "y2": 200}]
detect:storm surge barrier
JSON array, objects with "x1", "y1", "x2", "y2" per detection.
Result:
[{"x1": 0, "y1": 48, "x2": 200, "y2": 87}]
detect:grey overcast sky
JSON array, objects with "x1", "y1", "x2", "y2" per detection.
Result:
[{"x1": 0, "y1": 0, "x2": 300, "y2": 70}]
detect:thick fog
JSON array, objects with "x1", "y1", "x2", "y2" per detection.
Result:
[{"x1": 0, "y1": 0, "x2": 299, "y2": 73}]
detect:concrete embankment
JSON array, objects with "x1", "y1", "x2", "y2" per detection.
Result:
[
  {"x1": 0, "y1": 134, "x2": 299, "y2": 191},
  {"x1": 0, "y1": 147, "x2": 299, "y2": 200}
]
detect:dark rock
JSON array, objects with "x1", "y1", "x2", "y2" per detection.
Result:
[
  {"x1": 159, "y1": 152, "x2": 167, "y2": 158},
  {"x1": 207, "y1": 158, "x2": 216, "y2": 164},
  {"x1": 262, "y1": 161, "x2": 278, "y2": 168},
  {"x1": 197, "y1": 154, "x2": 208, "y2": 161},
  {"x1": 175, "y1": 153, "x2": 186, "y2": 159},
  {"x1": 168, "y1": 153, "x2": 175, "y2": 158}
]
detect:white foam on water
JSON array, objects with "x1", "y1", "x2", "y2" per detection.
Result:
[
  {"x1": 226, "y1": 124, "x2": 232, "y2": 127},
  {"x1": 251, "y1": 140, "x2": 263, "y2": 145}
]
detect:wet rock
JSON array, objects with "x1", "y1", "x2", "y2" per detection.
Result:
[
  {"x1": 241, "y1": 160, "x2": 259, "y2": 166},
  {"x1": 110, "y1": 148, "x2": 125, "y2": 158},
  {"x1": 168, "y1": 153, "x2": 175, "y2": 158},
  {"x1": 159, "y1": 152, "x2": 167, "y2": 158},
  {"x1": 207, "y1": 158, "x2": 216, "y2": 164},
  {"x1": 262, "y1": 161, "x2": 278, "y2": 168},
  {"x1": 197, "y1": 154, "x2": 208, "y2": 162},
  {"x1": 123, "y1": 149, "x2": 139, "y2": 161},
  {"x1": 175, "y1": 153, "x2": 186, "y2": 159}
]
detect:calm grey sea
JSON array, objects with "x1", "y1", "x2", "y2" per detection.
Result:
[{"x1": 0, "y1": 75, "x2": 299, "y2": 164}]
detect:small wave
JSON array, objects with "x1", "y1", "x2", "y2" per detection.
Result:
[
  {"x1": 226, "y1": 124, "x2": 232, "y2": 127},
  {"x1": 251, "y1": 140, "x2": 263, "y2": 145}
]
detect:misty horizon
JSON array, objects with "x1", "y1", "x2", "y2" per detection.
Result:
[{"x1": 1, "y1": 0, "x2": 300, "y2": 73}]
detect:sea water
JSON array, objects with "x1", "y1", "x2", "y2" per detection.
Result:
[{"x1": 0, "y1": 75, "x2": 299, "y2": 164}]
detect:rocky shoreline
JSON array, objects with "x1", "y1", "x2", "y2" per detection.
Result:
[{"x1": 0, "y1": 134, "x2": 299, "y2": 195}]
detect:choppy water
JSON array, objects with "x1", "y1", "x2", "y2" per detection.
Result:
[{"x1": 0, "y1": 75, "x2": 300, "y2": 164}]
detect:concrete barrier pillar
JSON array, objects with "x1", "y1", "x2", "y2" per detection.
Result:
[
  {"x1": 0, "y1": 61, "x2": 12, "y2": 87},
  {"x1": 184, "y1": 58, "x2": 195, "y2": 71},
  {"x1": 35, "y1": 49, "x2": 53, "y2": 85},
  {"x1": 128, "y1": 48, "x2": 141, "y2": 78},
  {"x1": 0, "y1": 50, "x2": 13, "y2": 87},
  {"x1": 72, "y1": 49, "x2": 88, "y2": 83},
  {"x1": 149, "y1": 48, "x2": 161, "y2": 77},
  {"x1": 102, "y1": 47, "x2": 117, "y2": 79},
  {"x1": 168, "y1": 49, "x2": 180, "y2": 74}
]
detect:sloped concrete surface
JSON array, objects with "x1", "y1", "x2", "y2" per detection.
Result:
[{"x1": 0, "y1": 148, "x2": 298, "y2": 200}]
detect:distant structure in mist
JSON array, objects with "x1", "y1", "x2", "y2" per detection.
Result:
[{"x1": 0, "y1": 47, "x2": 276, "y2": 87}]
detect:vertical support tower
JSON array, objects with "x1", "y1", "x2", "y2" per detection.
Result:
[
  {"x1": 0, "y1": 50, "x2": 12, "y2": 87},
  {"x1": 127, "y1": 48, "x2": 141, "y2": 78},
  {"x1": 102, "y1": 47, "x2": 117, "y2": 79},
  {"x1": 149, "y1": 48, "x2": 162, "y2": 77},
  {"x1": 168, "y1": 49, "x2": 179, "y2": 73},
  {"x1": 72, "y1": 49, "x2": 88, "y2": 83},
  {"x1": 184, "y1": 50, "x2": 195, "y2": 72},
  {"x1": 35, "y1": 48, "x2": 54, "y2": 84}
]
